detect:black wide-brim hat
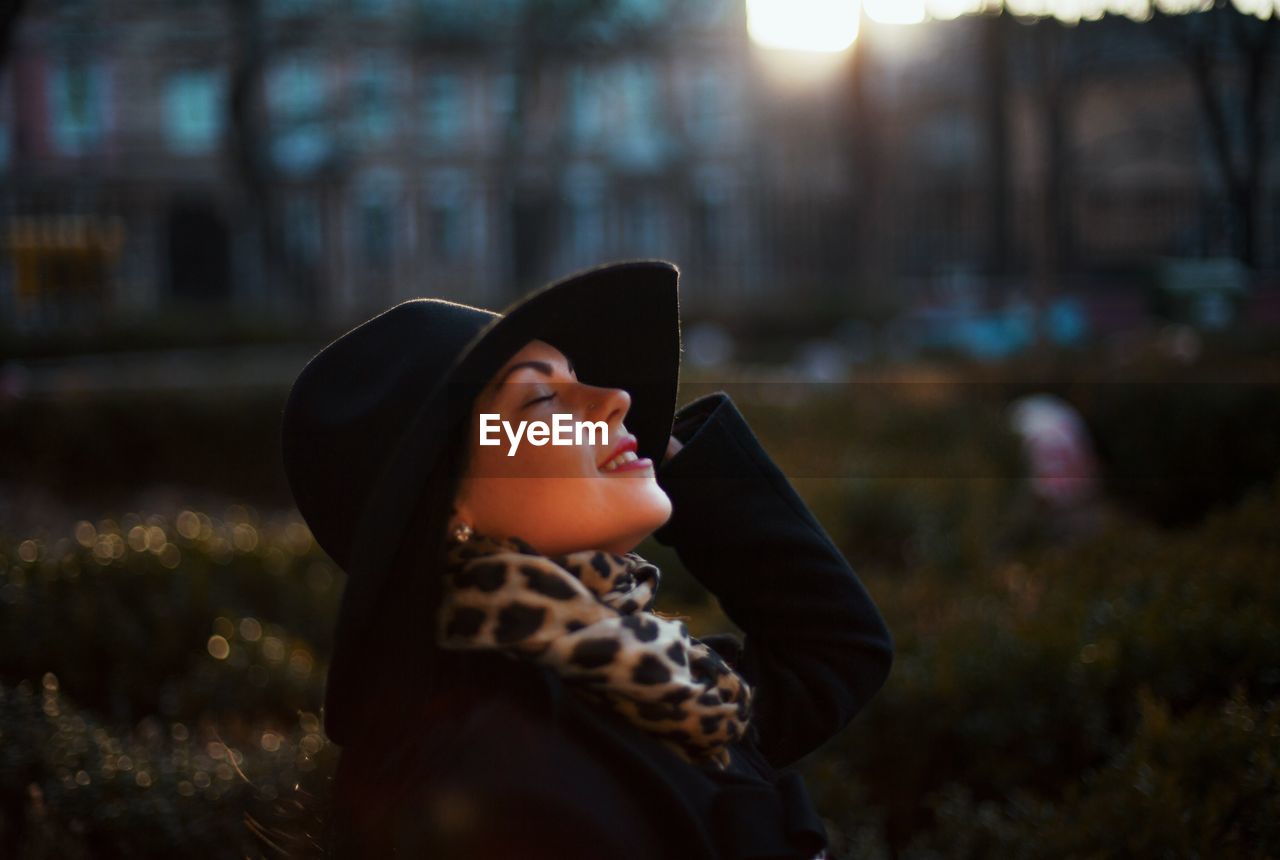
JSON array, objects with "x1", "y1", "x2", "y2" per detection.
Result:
[{"x1": 280, "y1": 259, "x2": 682, "y2": 740}]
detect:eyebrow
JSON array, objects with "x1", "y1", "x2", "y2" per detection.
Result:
[{"x1": 485, "y1": 356, "x2": 576, "y2": 400}]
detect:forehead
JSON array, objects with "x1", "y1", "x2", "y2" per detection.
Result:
[{"x1": 501, "y1": 339, "x2": 563, "y2": 366}]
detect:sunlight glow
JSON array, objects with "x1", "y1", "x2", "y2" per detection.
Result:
[
  {"x1": 746, "y1": 0, "x2": 861, "y2": 52},
  {"x1": 865, "y1": 0, "x2": 929, "y2": 23},
  {"x1": 924, "y1": 0, "x2": 981, "y2": 19},
  {"x1": 1229, "y1": 0, "x2": 1276, "y2": 15},
  {"x1": 749, "y1": 0, "x2": 1273, "y2": 45},
  {"x1": 1153, "y1": 0, "x2": 1213, "y2": 11}
]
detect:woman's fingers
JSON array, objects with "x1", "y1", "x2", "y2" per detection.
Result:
[{"x1": 663, "y1": 434, "x2": 685, "y2": 466}]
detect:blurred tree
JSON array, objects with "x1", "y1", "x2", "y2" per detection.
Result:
[
  {"x1": 0, "y1": 0, "x2": 25, "y2": 83},
  {"x1": 488, "y1": 0, "x2": 667, "y2": 299},
  {"x1": 982, "y1": 11, "x2": 1014, "y2": 299},
  {"x1": 940, "y1": 0, "x2": 1277, "y2": 351},
  {"x1": 227, "y1": 0, "x2": 322, "y2": 323},
  {"x1": 1149, "y1": 0, "x2": 1279, "y2": 270},
  {"x1": 400, "y1": 0, "x2": 672, "y2": 299},
  {"x1": 1005, "y1": 0, "x2": 1279, "y2": 282}
]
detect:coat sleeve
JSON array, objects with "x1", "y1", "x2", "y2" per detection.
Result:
[{"x1": 651, "y1": 391, "x2": 895, "y2": 770}]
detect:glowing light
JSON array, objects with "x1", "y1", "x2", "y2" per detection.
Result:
[
  {"x1": 865, "y1": 0, "x2": 928, "y2": 23},
  {"x1": 1230, "y1": 0, "x2": 1274, "y2": 14},
  {"x1": 925, "y1": 0, "x2": 982, "y2": 19},
  {"x1": 74, "y1": 521, "x2": 96, "y2": 548},
  {"x1": 127, "y1": 526, "x2": 148, "y2": 553},
  {"x1": 232, "y1": 522, "x2": 259, "y2": 552},
  {"x1": 1006, "y1": 0, "x2": 1054, "y2": 16},
  {"x1": 17, "y1": 540, "x2": 39, "y2": 563},
  {"x1": 1096, "y1": 0, "x2": 1153, "y2": 19},
  {"x1": 239, "y1": 617, "x2": 263, "y2": 642},
  {"x1": 262, "y1": 636, "x2": 286, "y2": 663},
  {"x1": 207, "y1": 635, "x2": 230, "y2": 660},
  {"x1": 176, "y1": 510, "x2": 201, "y2": 540},
  {"x1": 158, "y1": 543, "x2": 181, "y2": 569},
  {"x1": 747, "y1": 0, "x2": 861, "y2": 52}
]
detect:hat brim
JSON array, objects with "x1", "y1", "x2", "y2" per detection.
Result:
[
  {"x1": 339, "y1": 257, "x2": 682, "y2": 648},
  {"x1": 447, "y1": 258, "x2": 683, "y2": 472}
]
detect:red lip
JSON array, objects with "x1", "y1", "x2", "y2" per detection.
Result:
[{"x1": 597, "y1": 434, "x2": 638, "y2": 470}]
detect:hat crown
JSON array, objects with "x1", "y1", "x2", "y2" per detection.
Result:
[{"x1": 281, "y1": 298, "x2": 497, "y2": 570}]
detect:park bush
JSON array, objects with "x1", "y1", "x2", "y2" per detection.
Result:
[
  {"x1": 803, "y1": 472, "x2": 1280, "y2": 858},
  {"x1": 0, "y1": 676, "x2": 336, "y2": 859},
  {"x1": 2, "y1": 372, "x2": 1278, "y2": 856},
  {"x1": 0, "y1": 509, "x2": 342, "y2": 858}
]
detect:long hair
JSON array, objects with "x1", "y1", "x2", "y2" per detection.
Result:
[
  {"x1": 323, "y1": 394, "x2": 483, "y2": 856},
  {"x1": 249, "y1": 385, "x2": 487, "y2": 857}
]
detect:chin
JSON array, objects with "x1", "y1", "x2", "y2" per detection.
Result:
[{"x1": 600, "y1": 518, "x2": 666, "y2": 556}]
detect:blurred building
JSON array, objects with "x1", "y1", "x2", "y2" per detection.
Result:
[
  {"x1": 0, "y1": 0, "x2": 770, "y2": 328},
  {"x1": 0, "y1": 0, "x2": 1274, "y2": 334}
]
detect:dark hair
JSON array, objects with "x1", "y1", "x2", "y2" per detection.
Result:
[
  {"x1": 322, "y1": 389, "x2": 483, "y2": 855},
  {"x1": 249, "y1": 385, "x2": 487, "y2": 857}
]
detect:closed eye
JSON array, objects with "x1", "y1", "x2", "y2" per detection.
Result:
[{"x1": 525, "y1": 393, "x2": 557, "y2": 409}]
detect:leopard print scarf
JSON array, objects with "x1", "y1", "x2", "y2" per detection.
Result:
[{"x1": 436, "y1": 531, "x2": 755, "y2": 770}]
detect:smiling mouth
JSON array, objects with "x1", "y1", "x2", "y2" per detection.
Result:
[{"x1": 599, "y1": 451, "x2": 654, "y2": 473}]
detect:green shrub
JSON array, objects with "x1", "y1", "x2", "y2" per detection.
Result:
[
  {"x1": 0, "y1": 510, "x2": 338, "y2": 732},
  {"x1": 907, "y1": 686, "x2": 1280, "y2": 859},
  {"x1": 3, "y1": 380, "x2": 1279, "y2": 856},
  {"x1": 0, "y1": 676, "x2": 335, "y2": 859},
  {"x1": 807, "y1": 473, "x2": 1280, "y2": 857}
]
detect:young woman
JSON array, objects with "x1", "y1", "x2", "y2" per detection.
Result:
[{"x1": 280, "y1": 260, "x2": 894, "y2": 859}]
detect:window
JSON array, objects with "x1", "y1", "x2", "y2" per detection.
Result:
[
  {"x1": 564, "y1": 165, "x2": 605, "y2": 263},
  {"x1": 0, "y1": 82, "x2": 12, "y2": 170},
  {"x1": 354, "y1": 170, "x2": 400, "y2": 273},
  {"x1": 693, "y1": 165, "x2": 732, "y2": 264},
  {"x1": 613, "y1": 60, "x2": 663, "y2": 168},
  {"x1": 416, "y1": 0, "x2": 466, "y2": 16},
  {"x1": 620, "y1": 60, "x2": 658, "y2": 137},
  {"x1": 266, "y1": 0, "x2": 319, "y2": 17},
  {"x1": 624, "y1": 193, "x2": 664, "y2": 253},
  {"x1": 351, "y1": 55, "x2": 395, "y2": 146},
  {"x1": 687, "y1": 60, "x2": 741, "y2": 146},
  {"x1": 351, "y1": 0, "x2": 394, "y2": 16},
  {"x1": 422, "y1": 71, "x2": 463, "y2": 150},
  {"x1": 424, "y1": 169, "x2": 472, "y2": 263},
  {"x1": 267, "y1": 56, "x2": 331, "y2": 174},
  {"x1": 283, "y1": 194, "x2": 323, "y2": 265},
  {"x1": 491, "y1": 72, "x2": 515, "y2": 126},
  {"x1": 566, "y1": 65, "x2": 603, "y2": 150},
  {"x1": 49, "y1": 58, "x2": 107, "y2": 157},
  {"x1": 164, "y1": 70, "x2": 225, "y2": 155}
]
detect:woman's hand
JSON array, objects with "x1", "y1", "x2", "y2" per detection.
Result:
[{"x1": 662, "y1": 434, "x2": 685, "y2": 467}]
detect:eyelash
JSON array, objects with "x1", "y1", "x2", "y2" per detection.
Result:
[{"x1": 522, "y1": 365, "x2": 574, "y2": 409}]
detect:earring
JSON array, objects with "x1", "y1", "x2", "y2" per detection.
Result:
[{"x1": 451, "y1": 521, "x2": 474, "y2": 544}]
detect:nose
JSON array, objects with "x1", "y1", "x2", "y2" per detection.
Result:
[{"x1": 582, "y1": 383, "x2": 630, "y2": 429}]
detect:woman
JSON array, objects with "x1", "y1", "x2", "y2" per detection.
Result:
[{"x1": 280, "y1": 260, "x2": 894, "y2": 859}]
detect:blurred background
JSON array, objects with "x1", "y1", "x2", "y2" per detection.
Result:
[{"x1": 1, "y1": 0, "x2": 1278, "y2": 857}]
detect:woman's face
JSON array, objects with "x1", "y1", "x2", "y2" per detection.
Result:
[{"x1": 449, "y1": 339, "x2": 673, "y2": 556}]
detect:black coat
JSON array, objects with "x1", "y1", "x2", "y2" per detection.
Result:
[{"x1": 330, "y1": 391, "x2": 895, "y2": 859}]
